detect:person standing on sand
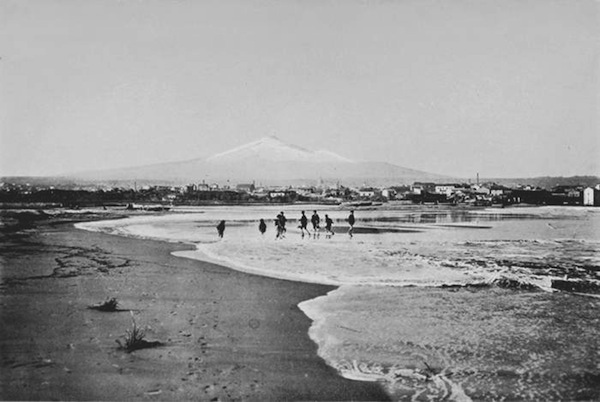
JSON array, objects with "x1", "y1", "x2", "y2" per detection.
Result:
[
  {"x1": 259, "y1": 218, "x2": 267, "y2": 235},
  {"x1": 299, "y1": 211, "x2": 309, "y2": 238},
  {"x1": 324, "y1": 214, "x2": 334, "y2": 239},
  {"x1": 311, "y1": 210, "x2": 321, "y2": 238},
  {"x1": 347, "y1": 210, "x2": 355, "y2": 238},
  {"x1": 216, "y1": 220, "x2": 226, "y2": 238}
]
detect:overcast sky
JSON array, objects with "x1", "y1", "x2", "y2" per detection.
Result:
[{"x1": 1, "y1": 0, "x2": 598, "y2": 179}]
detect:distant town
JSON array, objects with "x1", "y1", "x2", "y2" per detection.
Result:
[{"x1": 1, "y1": 178, "x2": 599, "y2": 209}]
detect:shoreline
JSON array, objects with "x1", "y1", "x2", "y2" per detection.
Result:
[{"x1": 0, "y1": 214, "x2": 390, "y2": 401}]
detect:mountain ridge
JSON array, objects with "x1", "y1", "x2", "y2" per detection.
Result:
[{"x1": 60, "y1": 137, "x2": 451, "y2": 186}]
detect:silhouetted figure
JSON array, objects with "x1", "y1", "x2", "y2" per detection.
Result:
[
  {"x1": 299, "y1": 211, "x2": 309, "y2": 238},
  {"x1": 324, "y1": 214, "x2": 334, "y2": 239},
  {"x1": 216, "y1": 220, "x2": 226, "y2": 238},
  {"x1": 311, "y1": 210, "x2": 321, "y2": 238},
  {"x1": 347, "y1": 210, "x2": 355, "y2": 238},
  {"x1": 275, "y1": 212, "x2": 287, "y2": 239},
  {"x1": 259, "y1": 219, "x2": 267, "y2": 235},
  {"x1": 279, "y1": 212, "x2": 287, "y2": 230},
  {"x1": 274, "y1": 215, "x2": 280, "y2": 237}
]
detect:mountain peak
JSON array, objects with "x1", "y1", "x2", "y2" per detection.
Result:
[
  {"x1": 206, "y1": 137, "x2": 354, "y2": 164},
  {"x1": 71, "y1": 136, "x2": 447, "y2": 185}
]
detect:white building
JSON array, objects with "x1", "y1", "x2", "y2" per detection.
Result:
[
  {"x1": 434, "y1": 184, "x2": 456, "y2": 196},
  {"x1": 381, "y1": 188, "x2": 395, "y2": 199},
  {"x1": 358, "y1": 188, "x2": 377, "y2": 198},
  {"x1": 584, "y1": 187, "x2": 595, "y2": 206},
  {"x1": 269, "y1": 191, "x2": 287, "y2": 198}
]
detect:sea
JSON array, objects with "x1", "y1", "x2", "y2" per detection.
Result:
[{"x1": 76, "y1": 204, "x2": 600, "y2": 401}]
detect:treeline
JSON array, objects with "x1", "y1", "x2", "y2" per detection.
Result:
[
  {"x1": 493, "y1": 175, "x2": 600, "y2": 189},
  {"x1": 0, "y1": 189, "x2": 138, "y2": 207},
  {"x1": 0, "y1": 188, "x2": 302, "y2": 207}
]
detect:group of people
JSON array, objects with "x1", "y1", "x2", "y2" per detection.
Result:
[{"x1": 216, "y1": 210, "x2": 356, "y2": 239}]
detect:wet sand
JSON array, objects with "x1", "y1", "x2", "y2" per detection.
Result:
[{"x1": 0, "y1": 213, "x2": 389, "y2": 401}]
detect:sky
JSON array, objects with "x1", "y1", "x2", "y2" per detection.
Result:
[{"x1": 1, "y1": 0, "x2": 598, "y2": 179}]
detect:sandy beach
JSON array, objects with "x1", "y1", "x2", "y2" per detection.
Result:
[{"x1": 0, "y1": 211, "x2": 389, "y2": 401}]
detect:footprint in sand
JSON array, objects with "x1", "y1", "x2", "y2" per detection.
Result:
[{"x1": 183, "y1": 371, "x2": 199, "y2": 381}]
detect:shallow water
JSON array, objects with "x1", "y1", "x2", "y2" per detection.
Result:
[
  {"x1": 77, "y1": 204, "x2": 600, "y2": 401},
  {"x1": 301, "y1": 286, "x2": 600, "y2": 401}
]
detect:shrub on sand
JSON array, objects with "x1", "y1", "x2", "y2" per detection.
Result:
[
  {"x1": 116, "y1": 312, "x2": 162, "y2": 352},
  {"x1": 88, "y1": 297, "x2": 120, "y2": 312}
]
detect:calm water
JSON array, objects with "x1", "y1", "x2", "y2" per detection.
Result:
[{"x1": 77, "y1": 204, "x2": 600, "y2": 401}]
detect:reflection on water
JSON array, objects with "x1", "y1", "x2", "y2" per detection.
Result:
[
  {"x1": 358, "y1": 211, "x2": 519, "y2": 224},
  {"x1": 359, "y1": 209, "x2": 586, "y2": 225}
]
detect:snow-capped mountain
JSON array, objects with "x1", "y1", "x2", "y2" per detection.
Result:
[
  {"x1": 206, "y1": 136, "x2": 354, "y2": 164},
  {"x1": 71, "y1": 136, "x2": 448, "y2": 186}
]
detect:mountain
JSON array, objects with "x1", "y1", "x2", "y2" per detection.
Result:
[
  {"x1": 206, "y1": 136, "x2": 354, "y2": 164},
  {"x1": 70, "y1": 136, "x2": 449, "y2": 186}
]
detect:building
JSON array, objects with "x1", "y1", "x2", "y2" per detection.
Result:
[
  {"x1": 412, "y1": 182, "x2": 436, "y2": 195},
  {"x1": 511, "y1": 189, "x2": 549, "y2": 205},
  {"x1": 471, "y1": 185, "x2": 491, "y2": 195},
  {"x1": 269, "y1": 191, "x2": 286, "y2": 198},
  {"x1": 268, "y1": 190, "x2": 297, "y2": 202},
  {"x1": 583, "y1": 187, "x2": 600, "y2": 206},
  {"x1": 236, "y1": 183, "x2": 256, "y2": 193},
  {"x1": 381, "y1": 188, "x2": 396, "y2": 200},
  {"x1": 583, "y1": 187, "x2": 594, "y2": 206},
  {"x1": 550, "y1": 185, "x2": 584, "y2": 205},
  {"x1": 358, "y1": 187, "x2": 377, "y2": 198},
  {"x1": 490, "y1": 185, "x2": 510, "y2": 197},
  {"x1": 434, "y1": 184, "x2": 458, "y2": 196}
]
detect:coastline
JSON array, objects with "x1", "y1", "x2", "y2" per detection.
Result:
[{"x1": 0, "y1": 213, "x2": 390, "y2": 401}]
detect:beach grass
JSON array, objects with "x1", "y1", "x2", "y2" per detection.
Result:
[{"x1": 116, "y1": 312, "x2": 162, "y2": 352}]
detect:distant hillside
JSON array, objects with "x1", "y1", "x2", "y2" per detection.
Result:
[
  {"x1": 490, "y1": 176, "x2": 600, "y2": 189},
  {"x1": 4, "y1": 142, "x2": 598, "y2": 191},
  {"x1": 64, "y1": 136, "x2": 449, "y2": 186},
  {"x1": 0, "y1": 176, "x2": 173, "y2": 189}
]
